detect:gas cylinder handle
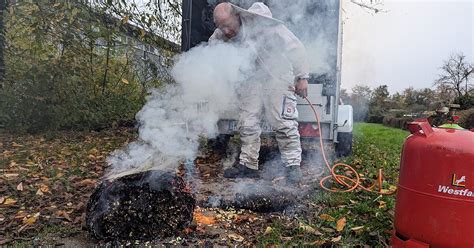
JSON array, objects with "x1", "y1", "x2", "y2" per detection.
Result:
[{"x1": 407, "y1": 119, "x2": 434, "y2": 137}]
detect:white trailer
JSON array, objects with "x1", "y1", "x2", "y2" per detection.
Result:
[{"x1": 181, "y1": 0, "x2": 353, "y2": 156}]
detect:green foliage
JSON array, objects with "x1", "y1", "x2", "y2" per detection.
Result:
[
  {"x1": 454, "y1": 94, "x2": 474, "y2": 110},
  {"x1": 367, "y1": 85, "x2": 390, "y2": 123},
  {"x1": 382, "y1": 116, "x2": 414, "y2": 130},
  {"x1": 0, "y1": 2, "x2": 177, "y2": 132},
  {"x1": 458, "y1": 108, "x2": 474, "y2": 129}
]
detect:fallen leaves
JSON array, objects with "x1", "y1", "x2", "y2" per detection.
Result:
[
  {"x1": 3, "y1": 173, "x2": 19, "y2": 178},
  {"x1": 336, "y1": 217, "x2": 346, "y2": 232},
  {"x1": 55, "y1": 210, "x2": 72, "y2": 222},
  {"x1": 264, "y1": 226, "x2": 273, "y2": 235},
  {"x1": 351, "y1": 226, "x2": 364, "y2": 234},
  {"x1": 36, "y1": 184, "x2": 50, "y2": 196},
  {"x1": 23, "y1": 212, "x2": 40, "y2": 225},
  {"x1": 305, "y1": 240, "x2": 326, "y2": 246},
  {"x1": 11, "y1": 142, "x2": 23, "y2": 148},
  {"x1": 381, "y1": 185, "x2": 398, "y2": 194},
  {"x1": 14, "y1": 211, "x2": 27, "y2": 219},
  {"x1": 19, "y1": 212, "x2": 40, "y2": 233},
  {"x1": 331, "y1": 235, "x2": 342, "y2": 242},
  {"x1": 16, "y1": 182, "x2": 24, "y2": 191},
  {"x1": 233, "y1": 214, "x2": 256, "y2": 224},
  {"x1": 319, "y1": 213, "x2": 335, "y2": 222},
  {"x1": 228, "y1": 233, "x2": 244, "y2": 242},
  {"x1": 321, "y1": 227, "x2": 335, "y2": 233},
  {"x1": 76, "y1": 179, "x2": 97, "y2": 187},
  {"x1": 0, "y1": 128, "x2": 136, "y2": 239},
  {"x1": 3, "y1": 198, "x2": 17, "y2": 205},
  {"x1": 299, "y1": 223, "x2": 323, "y2": 235}
]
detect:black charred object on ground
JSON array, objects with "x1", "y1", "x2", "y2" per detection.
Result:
[
  {"x1": 207, "y1": 182, "x2": 296, "y2": 213},
  {"x1": 86, "y1": 170, "x2": 195, "y2": 241}
]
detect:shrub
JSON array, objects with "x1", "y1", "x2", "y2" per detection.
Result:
[
  {"x1": 382, "y1": 116, "x2": 414, "y2": 130},
  {"x1": 458, "y1": 108, "x2": 474, "y2": 129}
]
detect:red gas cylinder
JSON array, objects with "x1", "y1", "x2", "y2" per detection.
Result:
[{"x1": 392, "y1": 120, "x2": 474, "y2": 248}]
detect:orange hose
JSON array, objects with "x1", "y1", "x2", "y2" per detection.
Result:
[{"x1": 304, "y1": 97, "x2": 396, "y2": 195}]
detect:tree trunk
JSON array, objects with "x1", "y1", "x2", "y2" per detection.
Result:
[
  {"x1": 0, "y1": 0, "x2": 7, "y2": 89},
  {"x1": 102, "y1": 38, "x2": 110, "y2": 95}
]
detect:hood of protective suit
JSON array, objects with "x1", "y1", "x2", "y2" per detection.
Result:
[{"x1": 230, "y1": 2, "x2": 283, "y2": 24}]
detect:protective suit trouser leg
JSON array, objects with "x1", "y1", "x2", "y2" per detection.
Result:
[
  {"x1": 264, "y1": 89, "x2": 302, "y2": 167},
  {"x1": 237, "y1": 85, "x2": 263, "y2": 170}
]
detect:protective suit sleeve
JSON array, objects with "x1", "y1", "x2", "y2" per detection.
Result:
[
  {"x1": 208, "y1": 28, "x2": 226, "y2": 44},
  {"x1": 275, "y1": 25, "x2": 310, "y2": 81}
]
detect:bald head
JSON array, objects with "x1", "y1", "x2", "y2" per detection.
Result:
[
  {"x1": 214, "y1": 3, "x2": 233, "y2": 20},
  {"x1": 213, "y1": 3, "x2": 241, "y2": 39}
]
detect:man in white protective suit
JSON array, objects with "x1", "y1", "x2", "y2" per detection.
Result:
[{"x1": 210, "y1": 2, "x2": 310, "y2": 183}]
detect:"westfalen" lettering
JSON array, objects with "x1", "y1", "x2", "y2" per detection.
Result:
[{"x1": 438, "y1": 185, "x2": 474, "y2": 197}]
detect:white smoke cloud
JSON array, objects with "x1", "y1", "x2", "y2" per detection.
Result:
[
  {"x1": 105, "y1": 1, "x2": 335, "y2": 190},
  {"x1": 105, "y1": 42, "x2": 255, "y2": 179}
]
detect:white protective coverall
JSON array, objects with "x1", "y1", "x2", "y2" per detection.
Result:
[{"x1": 209, "y1": 2, "x2": 310, "y2": 169}]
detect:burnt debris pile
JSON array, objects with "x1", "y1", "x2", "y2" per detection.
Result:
[
  {"x1": 206, "y1": 182, "x2": 297, "y2": 212},
  {"x1": 86, "y1": 170, "x2": 196, "y2": 240}
]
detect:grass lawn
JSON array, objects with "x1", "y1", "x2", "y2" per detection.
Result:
[{"x1": 258, "y1": 123, "x2": 410, "y2": 247}]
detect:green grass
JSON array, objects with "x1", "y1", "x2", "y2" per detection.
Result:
[{"x1": 258, "y1": 123, "x2": 410, "y2": 247}]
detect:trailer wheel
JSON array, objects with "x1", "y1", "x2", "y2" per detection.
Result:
[{"x1": 336, "y1": 132, "x2": 352, "y2": 157}]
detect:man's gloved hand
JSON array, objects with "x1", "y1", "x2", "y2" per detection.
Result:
[{"x1": 295, "y1": 79, "x2": 308, "y2": 98}]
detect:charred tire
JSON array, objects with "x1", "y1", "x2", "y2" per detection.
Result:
[{"x1": 336, "y1": 132, "x2": 353, "y2": 157}]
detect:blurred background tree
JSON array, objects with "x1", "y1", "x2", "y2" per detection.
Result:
[{"x1": 0, "y1": 0, "x2": 181, "y2": 132}]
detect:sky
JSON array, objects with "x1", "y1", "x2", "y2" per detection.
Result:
[{"x1": 341, "y1": 0, "x2": 473, "y2": 94}]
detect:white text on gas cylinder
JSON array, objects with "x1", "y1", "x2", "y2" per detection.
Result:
[{"x1": 437, "y1": 185, "x2": 474, "y2": 197}]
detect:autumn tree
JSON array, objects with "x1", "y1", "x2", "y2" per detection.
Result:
[
  {"x1": 349, "y1": 84, "x2": 372, "y2": 122},
  {"x1": 435, "y1": 84, "x2": 456, "y2": 105},
  {"x1": 435, "y1": 53, "x2": 473, "y2": 99},
  {"x1": 367, "y1": 85, "x2": 389, "y2": 122}
]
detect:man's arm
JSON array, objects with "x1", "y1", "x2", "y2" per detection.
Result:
[
  {"x1": 276, "y1": 26, "x2": 310, "y2": 97},
  {"x1": 209, "y1": 28, "x2": 227, "y2": 43}
]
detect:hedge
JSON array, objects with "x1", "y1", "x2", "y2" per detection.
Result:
[
  {"x1": 382, "y1": 116, "x2": 414, "y2": 130},
  {"x1": 458, "y1": 108, "x2": 474, "y2": 129}
]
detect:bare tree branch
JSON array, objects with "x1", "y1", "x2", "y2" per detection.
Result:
[
  {"x1": 435, "y1": 53, "x2": 474, "y2": 98},
  {"x1": 350, "y1": 0, "x2": 385, "y2": 14}
]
